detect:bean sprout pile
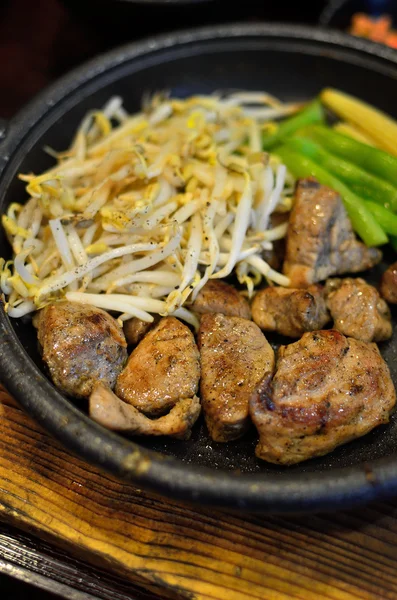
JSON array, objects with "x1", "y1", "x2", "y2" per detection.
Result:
[{"x1": 0, "y1": 91, "x2": 298, "y2": 328}]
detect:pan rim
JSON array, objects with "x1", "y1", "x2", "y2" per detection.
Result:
[{"x1": 1, "y1": 21, "x2": 397, "y2": 512}]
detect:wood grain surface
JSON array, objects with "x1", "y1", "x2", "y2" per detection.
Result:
[
  {"x1": 1, "y1": 385, "x2": 397, "y2": 600},
  {"x1": 0, "y1": 523, "x2": 163, "y2": 600}
]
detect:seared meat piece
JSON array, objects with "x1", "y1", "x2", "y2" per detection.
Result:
[
  {"x1": 33, "y1": 301, "x2": 127, "y2": 399},
  {"x1": 262, "y1": 246, "x2": 282, "y2": 271},
  {"x1": 189, "y1": 280, "x2": 251, "y2": 319},
  {"x1": 380, "y1": 262, "x2": 397, "y2": 304},
  {"x1": 283, "y1": 178, "x2": 382, "y2": 288},
  {"x1": 325, "y1": 277, "x2": 392, "y2": 342},
  {"x1": 123, "y1": 315, "x2": 160, "y2": 346},
  {"x1": 115, "y1": 317, "x2": 200, "y2": 415},
  {"x1": 262, "y1": 213, "x2": 288, "y2": 270},
  {"x1": 250, "y1": 330, "x2": 396, "y2": 465},
  {"x1": 90, "y1": 383, "x2": 201, "y2": 439},
  {"x1": 262, "y1": 239, "x2": 285, "y2": 272},
  {"x1": 198, "y1": 313, "x2": 275, "y2": 442},
  {"x1": 251, "y1": 284, "x2": 330, "y2": 337}
]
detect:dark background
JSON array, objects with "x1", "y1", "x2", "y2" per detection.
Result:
[{"x1": 0, "y1": 0, "x2": 326, "y2": 120}]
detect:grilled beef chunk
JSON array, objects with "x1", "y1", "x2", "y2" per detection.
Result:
[
  {"x1": 380, "y1": 262, "x2": 397, "y2": 304},
  {"x1": 189, "y1": 280, "x2": 251, "y2": 319},
  {"x1": 115, "y1": 317, "x2": 200, "y2": 416},
  {"x1": 325, "y1": 277, "x2": 392, "y2": 342},
  {"x1": 33, "y1": 301, "x2": 127, "y2": 399},
  {"x1": 198, "y1": 313, "x2": 275, "y2": 442},
  {"x1": 261, "y1": 213, "x2": 288, "y2": 271},
  {"x1": 283, "y1": 178, "x2": 382, "y2": 288},
  {"x1": 251, "y1": 283, "x2": 330, "y2": 337},
  {"x1": 90, "y1": 383, "x2": 201, "y2": 439},
  {"x1": 250, "y1": 330, "x2": 396, "y2": 465},
  {"x1": 123, "y1": 315, "x2": 160, "y2": 346}
]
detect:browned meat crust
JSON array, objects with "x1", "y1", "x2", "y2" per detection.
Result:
[
  {"x1": 90, "y1": 383, "x2": 201, "y2": 439},
  {"x1": 261, "y1": 213, "x2": 287, "y2": 271},
  {"x1": 250, "y1": 330, "x2": 396, "y2": 465},
  {"x1": 380, "y1": 261, "x2": 397, "y2": 304},
  {"x1": 283, "y1": 178, "x2": 382, "y2": 288},
  {"x1": 123, "y1": 315, "x2": 160, "y2": 346},
  {"x1": 189, "y1": 280, "x2": 251, "y2": 319},
  {"x1": 251, "y1": 284, "x2": 330, "y2": 337},
  {"x1": 33, "y1": 301, "x2": 127, "y2": 399},
  {"x1": 115, "y1": 317, "x2": 200, "y2": 415},
  {"x1": 198, "y1": 313, "x2": 275, "y2": 442},
  {"x1": 325, "y1": 278, "x2": 392, "y2": 342}
]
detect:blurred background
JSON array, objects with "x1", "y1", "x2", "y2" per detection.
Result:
[
  {"x1": 0, "y1": 0, "x2": 318, "y2": 119},
  {"x1": 0, "y1": 0, "x2": 396, "y2": 597},
  {"x1": 0, "y1": 0, "x2": 395, "y2": 120}
]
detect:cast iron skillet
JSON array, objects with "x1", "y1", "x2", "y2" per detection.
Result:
[{"x1": 1, "y1": 23, "x2": 397, "y2": 513}]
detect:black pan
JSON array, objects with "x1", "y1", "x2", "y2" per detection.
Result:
[{"x1": 1, "y1": 23, "x2": 397, "y2": 513}]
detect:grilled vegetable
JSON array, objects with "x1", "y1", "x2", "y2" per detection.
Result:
[
  {"x1": 321, "y1": 88, "x2": 397, "y2": 156},
  {"x1": 300, "y1": 124, "x2": 397, "y2": 188},
  {"x1": 262, "y1": 99, "x2": 324, "y2": 150},
  {"x1": 332, "y1": 122, "x2": 378, "y2": 147},
  {"x1": 275, "y1": 146, "x2": 388, "y2": 247},
  {"x1": 365, "y1": 201, "x2": 397, "y2": 236},
  {"x1": 286, "y1": 136, "x2": 397, "y2": 211}
]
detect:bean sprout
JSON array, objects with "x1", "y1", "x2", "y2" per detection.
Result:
[{"x1": 1, "y1": 91, "x2": 295, "y2": 320}]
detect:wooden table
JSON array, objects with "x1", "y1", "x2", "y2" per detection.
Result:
[{"x1": 1, "y1": 386, "x2": 397, "y2": 600}]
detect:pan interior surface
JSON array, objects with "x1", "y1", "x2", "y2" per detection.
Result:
[{"x1": 1, "y1": 24, "x2": 397, "y2": 509}]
